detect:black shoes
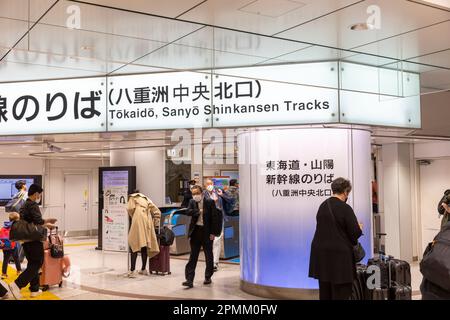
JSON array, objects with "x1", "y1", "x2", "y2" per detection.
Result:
[
  {"x1": 182, "y1": 281, "x2": 193, "y2": 288},
  {"x1": 203, "y1": 278, "x2": 212, "y2": 285}
]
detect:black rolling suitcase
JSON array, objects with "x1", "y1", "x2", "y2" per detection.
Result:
[
  {"x1": 351, "y1": 264, "x2": 368, "y2": 300},
  {"x1": 371, "y1": 287, "x2": 389, "y2": 300},
  {"x1": 367, "y1": 257, "x2": 390, "y2": 288},
  {"x1": 390, "y1": 282, "x2": 412, "y2": 300},
  {"x1": 389, "y1": 259, "x2": 411, "y2": 286},
  {"x1": 367, "y1": 254, "x2": 412, "y2": 300}
]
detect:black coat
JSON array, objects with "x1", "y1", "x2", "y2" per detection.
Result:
[
  {"x1": 181, "y1": 189, "x2": 193, "y2": 208},
  {"x1": 20, "y1": 199, "x2": 44, "y2": 225},
  {"x1": 309, "y1": 197, "x2": 363, "y2": 284},
  {"x1": 185, "y1": 198, "x2": 222, "y2": 238}
]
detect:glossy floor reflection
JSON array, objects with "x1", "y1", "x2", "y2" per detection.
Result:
[{"x1": 1, "y1": 237, "x2": 423, "y2": 300}]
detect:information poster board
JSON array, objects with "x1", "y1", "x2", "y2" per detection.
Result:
[
  {"x1": 98, "y1": 167, "x2": 136, "y2": 251},
  {"x1": 102, "y1": 186, "x2": 129, "y2": 252}
]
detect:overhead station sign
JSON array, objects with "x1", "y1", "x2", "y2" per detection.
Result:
[{"x1": 0, "y1": 61, "x2": 421, "y2": 135}]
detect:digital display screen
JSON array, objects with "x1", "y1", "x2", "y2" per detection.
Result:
[
  {"x1": 212, "y1": 178, "x2": 229, "y2": 189},
  {"x1": 0, "y1": 175, "x2": 42, "y2": 205}
]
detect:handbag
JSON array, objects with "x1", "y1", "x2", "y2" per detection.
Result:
[
  {"x1": 420, "y1": 224, "x2": 450, "y2": 291},
  {"x1": 326, "y1": 199, "x2": 365, "y2": 263},
  {"x1": 48, "y1": 230, "x2": 64, "y2": 259},
  {"x1": 9, "y1": 220, "x2": 47, "y2": 242}
]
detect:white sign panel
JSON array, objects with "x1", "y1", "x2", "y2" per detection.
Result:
[
  {"x1": 212, "y1": 74, "x2": 339, "y2": 127},
  {"x1": 107, "y1": 72, "x2": 211, "y2": 131},
  {"x1": 0, "y1": 77, "x2": 106, "y2": 135},
  {"x1": 102, "y1": 186, "x2": 129, "y2": 252}
]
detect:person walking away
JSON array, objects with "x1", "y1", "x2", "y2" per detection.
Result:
[
  {"x1": 127, "y1": 191, "x2": 161, "y2": 277},
  {"x1": 1, "y1": 213, "x2": 22, "y2": 279},
  {"x1": 182, "y1": 186, "x2": 222, "y2": 288},
  {"x1": 224, "y1": 179, "x2": 239, "y2": 216},
  {"x1": 7, "y1": 184, "x2": 57, "y2": 300},
  {"x1": 181, "y1": 180, "x2": 196, "y2": 208},
  {"x1": 309, "y1": 177, "x2": 363, "y2": 300},
  {"x1": 437, "y1": 190, "x2": 450, "y2": 231},
  {"x1": 5, "y1": 180, "x2": 27, "y2": 214},
  {"x1": 203, "y1": 179, "x2": 229, "y2": 271}
]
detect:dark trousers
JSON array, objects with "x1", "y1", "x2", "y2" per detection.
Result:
[
  {"x1": 2, "y1": 247, "x2": 22, "y2": 274},
  {"x1": 0, "y1": 281, "x2": 7, "y2": 297},
  {"x1": 319, "y1": 281, "x2": 353, "y2": 300},
  {"x1": 130, "y1": 247, "x2": 148, "y2": 271},
  {"x1": 185, "y1": 226, "x2": 214, "y2": 282},
  {"x1": 15, "y1": 241, "x2": 44, "y2": 292}
]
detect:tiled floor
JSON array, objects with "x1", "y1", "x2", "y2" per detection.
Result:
[{"x1": 1, "y1": 237, "x2": 423, "y2": 300}]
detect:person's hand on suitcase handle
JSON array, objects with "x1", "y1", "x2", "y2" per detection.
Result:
[
  {"x1": 44, "y1": 218, "x2": 58, "y2": 229},
  {"x1": 210, "y1": 234, "x2": 215, "y2": 241}
]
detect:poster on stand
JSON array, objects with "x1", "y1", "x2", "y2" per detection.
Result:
[{"x1": 102, "y1": 185, "x2": 129, "y2": 252}]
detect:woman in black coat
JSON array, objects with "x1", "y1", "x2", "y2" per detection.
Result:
[{"x1": 309, "y1": 177, "x2": 363, "y2": 300}]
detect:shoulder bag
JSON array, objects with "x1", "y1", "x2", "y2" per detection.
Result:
[
  {"x1": 326, "y1": 199, "x2": 365, "y2": 263},
  {"x1": 9, "y1": 220, "x2": 47, "y2": 242}
]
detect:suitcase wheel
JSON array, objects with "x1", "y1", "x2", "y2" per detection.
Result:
[
  {"x1": 42, "y1": 285, "x2": 49, "y2": 291},
  {"x1": 59, "y1": 281, "x2": 63, "y2": 288},
  {"x1": 168, "y1": 272, "x2": 171, "y2": 275}
]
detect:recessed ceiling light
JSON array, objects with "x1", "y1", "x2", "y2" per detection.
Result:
[
  {"x1": 11, "y1": 153, "x2": 20, "y2": 155},
  {"x1": 350, "y1": 23, "x2": 376, "y2": 31}
]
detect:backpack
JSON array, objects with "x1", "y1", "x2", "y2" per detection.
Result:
[
  {"x1": 222, "y1": 192, "x2": 236, "y2": 216},
  {"x1": 5, "y1": 192, "x2": 26, "y2": 213},
  {"x1": 0, "y1": 226, "x2": 16, "y2": 250},
  {"x1": 420, "y1": 222, "x2": 450, "y2": 291},
  {"x1": 158, "y1": 226, "x2": 175, "y2": 246}
]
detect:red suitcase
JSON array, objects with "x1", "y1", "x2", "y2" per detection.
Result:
[
  {"x1": 149, "y1": 245, "x2": 171, "y2": 275},
  {"x1": 40, "y1": 249, "x2": 63, "y2": 290}
]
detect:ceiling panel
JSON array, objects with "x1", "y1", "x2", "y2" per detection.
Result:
[
  {"x1": 177, "y1": 27, "x2": 309, "y2": 59},
  {"x1": 273, "y1": 45, "x2": 343, "y2": 63},
  {"x1": 180, "y1": 0, "x2": 360, "y2": 35},
  {"x1": 419, "y1": 67, "x2": 450, "y2": 92},
  {"x1": 350, "y1": 20, "x2": 450, "y2": 63},
  {"x1": 80, "y1": 0, "x2": 206, "y2": 18},
  {"x1": 4, "y1": 47, "x2": 125, "y2": 74},
  {"x1": 38, "y1": 0, "x2": 201, "y2": 43},
  {"x1": 407, "y1": 49, "x2": 450, "y2": 69},
  {"x1": 16, "y1": 23, "x2": 168, "y2": 70},
  {"x1": 110, "y1": 64, "x2": 173, "y2": 75},
  {"x1": 0, "y1": 0, "x2": 57, "y2": 21},
  {"x1": 0, "y1": 60, "x2": 103, "y2": 82},
  {"x1": 0, "y1": 17, "x2": 30, "y2": 50},
  {"x1": 277, "y1": 0, "x2": 450, "y2": 51},
  {"x1": 342, "y1": 52, "x2": 400, "y2": 67}
]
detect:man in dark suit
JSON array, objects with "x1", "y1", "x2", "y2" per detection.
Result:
[{"x1": 182, "y1": 185, "x2": 222, "y2": 288}]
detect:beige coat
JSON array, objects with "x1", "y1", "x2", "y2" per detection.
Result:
[{"x1": 127, "y1": 193, "x2": 161, "y2": 258}]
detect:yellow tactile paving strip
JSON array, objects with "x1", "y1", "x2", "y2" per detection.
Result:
[{"x1": 1, "y1": 260, "x2": 60, "y2": 300}]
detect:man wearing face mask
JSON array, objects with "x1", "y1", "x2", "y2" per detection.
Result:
[
  {"x1": 182, "y1": 186, "x2": 222, "y2": 288},
  {"x1": 7, "y1": 184, "x2": 57, "y2": 300}
]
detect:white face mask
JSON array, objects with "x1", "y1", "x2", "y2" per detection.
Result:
[
  {"x1": 206, "y1": 185, "x2": 214, "y2": 192},
  {"x1": 193, "y1": 195, "x2": 202, "y2": 202},
  {"x1": 35, "y1": 197, "x2": 41, "y2": 204}
]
